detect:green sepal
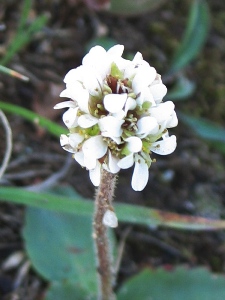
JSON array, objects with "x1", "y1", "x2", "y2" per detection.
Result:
[
  {"x1": 86, "y1": 124, "x2": 100, "y2": 136},
  {"x1": 111, "y1": 62, "x2": 123, "y2": 79}
]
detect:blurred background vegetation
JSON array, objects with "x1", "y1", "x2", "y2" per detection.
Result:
[{"x1": 0, "y1": 0, "x2": 225, "y2": 299}]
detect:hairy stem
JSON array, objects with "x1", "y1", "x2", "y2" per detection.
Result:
[{"x1": 93, "y1": 169, "x2": 117, "y2": 300}]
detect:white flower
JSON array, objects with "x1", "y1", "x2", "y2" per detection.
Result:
[{"x1": 55, "y1": 44, "x2": 178, "y2": 191}]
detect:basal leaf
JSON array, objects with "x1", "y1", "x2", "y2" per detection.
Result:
[
  {"x1": 167, "y1": 76, "x2": 196, "y2": 101},
  {"x1": 2, "y1": 187, "x2": 225, "y2": 231},
  {"x1": 117, "y1": 267, "x2": 225, "y2": 300},
  {"x1": 169, "y1": 0, "x2": 210, "y2": 73},
  {"x1": 23, "y1": 207, "x2": 97, "y2": 297},
  {"x1": 45, "y1": 281, "x2": 95, "y2": 300},
  {"x1": 179, "y1": 112, "x2": 225, "y2": 143}
]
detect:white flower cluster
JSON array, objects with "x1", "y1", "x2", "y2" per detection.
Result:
[{"x1": 54, "y1": 45, "x2": 178, "y2": 191}]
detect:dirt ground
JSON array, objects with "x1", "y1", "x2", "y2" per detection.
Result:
[{"x1": 0, "y1": 0, "x2": 225, "y2": 299}]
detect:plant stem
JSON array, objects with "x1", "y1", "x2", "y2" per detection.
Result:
[{"x1": 93, "y1": 169, "x2": 117, "y2": 300}]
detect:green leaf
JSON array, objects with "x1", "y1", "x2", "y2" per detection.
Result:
[
  {"x1": 18, "y1": 0, "x2": 32, "y2": 33},
  {"x1": 179, "y1": 112, "x2": 225, "y2": 143},
  {"x1": 169, "y1": 0, "x2": 210, "y2": 73},
  {"x1": 2, "y1": 187, "x2": 225, "y2": 231},
  {"x1": 0, "y1": 101, "x2": 66, "y2": 137},
  {"x1": 167, "y1": 76, "x2": 196, "y2": 101},
  {"x1": 45, "y1": 281, "x2": 94, "y2": 300},
  {"x1": 117, "y1": 267, "x2": 225, "y2": 300},
  {"x1": 0, "y1": 0, "x2": 48, "y2": 66},
  {"x1": 23, "y1": 207, "x2": 97, "y2": 297},
  {"x1": 109, "y1": 0, "x2": 165, "y2": 16}
]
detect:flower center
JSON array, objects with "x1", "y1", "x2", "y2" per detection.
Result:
[{"x1": 106, "y1": 75, "x2": 131, "y2": 95}]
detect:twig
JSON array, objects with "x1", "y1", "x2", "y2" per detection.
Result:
[
  {"x1": 131, "y1": 231, "x2": 185, "y2": 258},
  {"x1": 114, "y1": 227, "x2": 131, "y2": 282},
  {"x1": 0, "y1": 110, "x2": 12, "y2": 180},
  {"x1": 7, "y1": 153, "x2": 65, "y2": 170},
  {"x1": 4, "y1": 169, "x2": 51, "y2": 180},
  {"x1": 25, "y1": 154, "x2": 73, "y2": 192}
]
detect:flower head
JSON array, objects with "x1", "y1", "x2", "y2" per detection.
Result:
[{"x1": 55, "y1": 45, "x2": 178, "y2": 191}]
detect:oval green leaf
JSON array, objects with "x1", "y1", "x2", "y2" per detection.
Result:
[
  {"x1": 118, "y1": 267, "x2": 225, "y2": 300},
  {"x1": 23, "y1": 207, "x2": 97, "y2": 297}
]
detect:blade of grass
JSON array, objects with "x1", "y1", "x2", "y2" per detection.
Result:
[
  {"x1": 169, "y1": 0, "x2": 210, "y2": 74},
  {"x1": 1, "y1": 187, "x2": 225, "y2": 231},
  {"x1": 0, "y1": 101, "x2": 67, "y2": 137},
  {"x1": 0, "y1": 65, "x2": 29, "y2": 81},
  {"x1": 18, "y1": 0, "x2": 32, "y2": 33},
  {"x1": 0, "y1": 14, "x2": 48, "y2": 66},
  {"x1": 179, "y1": 112, "x2": 225, "y2": 143}
]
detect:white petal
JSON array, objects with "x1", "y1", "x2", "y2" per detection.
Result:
[
  {"x1": 150, "y1": 83, "x2": 167, "y2": 103},
  {"x1": 103, "y1": 210, "x2": 118, "y2": 228},
  {"x1": 82, "y1": 47, "x2": 110, "y2": 80},
  {"x1": 69, "y1": 133, "x2": 84, "y2": 148},
  {"x1": 64, "y1": 66, "x2": 85, "y2": 83},
  {"x1": 112, "y1": 110, "x2": 126, "y2": 120},
  {"x1": 117, "y1": 154, "x2": 134, "y2": 169},
  {"x1": 60, "y1": 134, "x2": 69, "y2": 147},
  {"x1": 75, "y1": 90, "x2": 90, "y2": 113},
  {"x1": 54, "y1": 100, "x2": 75, "y2": 109},
  {"x1": 113, "y1": 57, "x2": 130, "y2": 72},
  {"x1": 124, "y1": 97, "x2": 137, "y2": 115},
  {"x1": 125, "y1": 137, "x2": 142, "y2": 153},
  {"x1": 150, "y1": 135, "x2": 177, "y2": 155},
  {"x1": 132, "y1": 52, "x2": 143, "y2": 62},
  {"x1": 136, "y1": 87, "x2": 155, "y2": 107},
  {"x1": 62, "y1": 107, "x2": 79, "y2": 128},
  {"x1": 84, "y1": 156, "x2": 97, "y2": 170},
  {"x1": 74, "y1": 151, "x2": 85, "y2": 167},
  {"x1": 132, "y1": 66, "x2": 156, "y2": 94},
  {"x1": 82, "y1": 69, "x2": 103, "y2": 97},
  {"x1": 132, "y1": 156, "x2": 149, "y2": 191},
  {"x1": 104, "y1": 93, "x2": 127, "y2": 113},
  {"x1": 60, "y1": 135, "x2": 76, "y2": 153},
  {"x1": 107, "y1": 44, "x2": 124, "y2": 57},
  {"x1": 137, "y1": 116, "x2": 159, "y2": 137},
  {"x1": 78, "y1": 114, "x2": 98, "y2": 128},
  {"x1": 60, "y1": 89, "x2": 72, "y2": 98},
  {"x1": 99, "y1": 116, "x2": 124, "y2": 138},
  {"x1": 64, "y1": 82, "x2": 90, "y2": 113},
  {"x1": 82, "y1": 46, "x2": 106, "y2": 67},
  {"x1": 89, "y1": 161, "x2": 101, "y2": 186},
  {"x1": 150, "y1": 101, "x2": 175, "y2": 124},
  {"x1": 83, "y1": 135, "x2": 107, "y2": 161},
  {"x1": 107, "y1": 151, "x2": 120, "y2": 173},
  {"x1": 166, "y1": 111, "x2": 178, "y2": 128}
]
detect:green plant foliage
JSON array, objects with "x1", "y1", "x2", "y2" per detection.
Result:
[
  {"x1": 169, "y1": 0, "x2": 210, "y2": 74},
  {"x1": 23, "y1": 207, "x2": 97, "y2": 298},
  {"x1": 0, "y1": 101, "x2": 66, "y2": 138},
  {"x1": 2, "y1": 187, "x2": 225, "y2": 231},
  {"x1": 0, "y1": 0, "x2": 48, "y2": 65},
  {"x1": 45, "y1": 281, "x2": 93, "y2": 300},
  {"x1": 117, "y1": 267, "x2": 225, "y2": 300},
  {"x1": 109, "y1": 0, "x2": 165, "y2": 16},
  {"x1": 167, "y1": 76, "x2": 196, "y2": 101},
  {"x1": 179, "y1": 112, "x2": 225, "y2": 143}
]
